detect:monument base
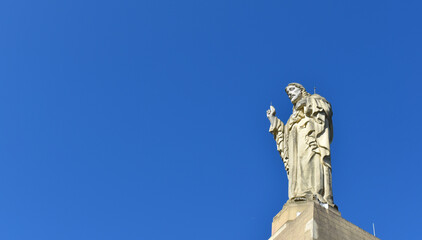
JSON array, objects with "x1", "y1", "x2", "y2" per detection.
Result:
[{"x1": 269, "y1": 200, "x2": 379, "y2": 240}]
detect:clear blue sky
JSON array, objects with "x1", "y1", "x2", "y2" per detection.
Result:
[{"x1": 0, "y1": 0, "x2": 421, "y2": 239}]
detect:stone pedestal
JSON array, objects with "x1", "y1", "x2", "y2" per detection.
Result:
[{"x1": 269, "y1": 200, "x2": 380, "y2": 240}]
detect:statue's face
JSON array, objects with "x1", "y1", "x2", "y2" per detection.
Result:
[{"x1": 286, "y1": 85, "x2": 302, "y2": 104}]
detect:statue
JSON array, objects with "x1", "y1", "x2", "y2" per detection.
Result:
[{"x1": 266, "y1": 83, "x2": 334, "y2": 206}]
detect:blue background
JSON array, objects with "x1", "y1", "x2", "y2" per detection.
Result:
[{"x1": 1, "y1": 0, "x2": 421, "y2": 239}]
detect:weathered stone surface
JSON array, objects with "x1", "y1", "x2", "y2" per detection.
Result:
[
  {"x1": 269, "y1": 201, "x2": 379, "y2": 240},
  {"x1": 267, "y1": 83, "x2": 334, "y2": 205}
]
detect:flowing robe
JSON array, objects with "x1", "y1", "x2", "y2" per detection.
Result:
[{"x1": 269, "y1": 94, "x2": 334, "y2": 204}]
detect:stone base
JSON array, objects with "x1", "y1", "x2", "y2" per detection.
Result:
[{"x1": 269, "y1": 200, "x2": 379, "y2": 240}]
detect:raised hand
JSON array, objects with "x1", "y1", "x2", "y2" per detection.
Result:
[
  {"x1": 266, "y1": 105, "x2": 276, "y2": 126},
  {"x1": 266, "y1": 105, "x2": 276, "y2": 117}
]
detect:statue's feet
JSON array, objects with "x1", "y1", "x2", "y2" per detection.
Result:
[
  {"x1": 292, "y1": 196, "x2": 307, "y2": 202},
  {"x1": 290, "y1": 195, "x2": 314, "y2": 202}
]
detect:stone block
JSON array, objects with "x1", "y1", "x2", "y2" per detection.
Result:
[{"x1": 269, "y1": 201, "x2": 379, "y2": 240}]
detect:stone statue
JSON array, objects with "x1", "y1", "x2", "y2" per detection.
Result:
[{"x1": 267, "y1": 83, "x2": 334, "y2": 206}]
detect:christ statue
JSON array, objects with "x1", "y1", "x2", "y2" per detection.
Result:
[{"x1": 267, "y1": 83, "x2": 334, "y2": 206}]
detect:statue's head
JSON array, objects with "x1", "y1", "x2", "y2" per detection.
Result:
[{"x1": 285, "y1": 83, "x2": 310, "y2": 104}]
